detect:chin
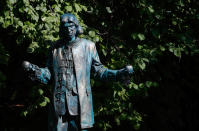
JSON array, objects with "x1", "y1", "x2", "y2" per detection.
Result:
[{"x1": 63, "y1": 36, "x2": 74, "y2": 40}]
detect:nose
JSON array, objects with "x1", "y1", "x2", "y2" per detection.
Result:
[{"x1": 68, "y1": 27, "x2": 73, "y2": 31}]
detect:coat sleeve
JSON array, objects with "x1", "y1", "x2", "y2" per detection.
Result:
[
  {"x1": 36, "y1": 67, "x2": 51, "y2": 84},
  {"x1": 24, "y1": 62, "x2": 51, "y2": 85},
  {"x1": 91, "y1": 43, "x2": 118, "y2": 81}
]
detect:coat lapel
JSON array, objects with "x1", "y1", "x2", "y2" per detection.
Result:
[{"x1": 72, "y1": 39, "x2": 92, "y2": 128}]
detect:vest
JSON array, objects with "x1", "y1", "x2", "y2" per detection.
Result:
[{"x1": 53, "y1": 40, "x2": 79, "y2": 116}]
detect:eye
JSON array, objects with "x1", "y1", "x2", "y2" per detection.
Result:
[{"x1": 70, "y1": 25, "x2": 76, "y2": 28}]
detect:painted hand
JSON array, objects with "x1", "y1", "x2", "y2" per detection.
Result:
[
  {"x1": 22, "y1": 61, "x2": 41, "y2": 81},
  {"x1": 117, "y1": 65, "x2": 134, "y2": 86}
]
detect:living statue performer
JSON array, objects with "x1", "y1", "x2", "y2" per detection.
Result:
[{"x1": 23, "y1": 13, "x2": 133, "y2": 131}]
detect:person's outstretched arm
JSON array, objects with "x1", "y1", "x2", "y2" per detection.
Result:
[
  {"x1": 22, "y1": 61, "x2": 51, "y2": 84},
  {"x1": 91, "y1": 43, "x2": 133, "y2": 83}
]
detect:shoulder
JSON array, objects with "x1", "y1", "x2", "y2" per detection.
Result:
[{"x1": 80, "y1": 38, "x2": 96, "y2": 49}]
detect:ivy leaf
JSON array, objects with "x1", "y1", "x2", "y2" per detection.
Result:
[
  {"x1": 145, "y1": 81, "x2": 153, "y2": 88},
  {"x1": 39, "y1": 101, "x2": 47, "y2": 107},
  {"x1": 142, "y1": 58, "x2": 149, "y2": 63},
  {"x1": 8, "y1": 0, "x2": 16, "y2": 4},
  {"x1": 0, "y1": 17, "x2": 4, "y2": 23},
  {"x1": 18, "y1": 20, "x2": 23, "y2": 27},
  {"x1": 94, "y1": 36, "x2": 100, "y2": 42},
  {"x1": 137, "y1": 33, "x2": 145, "y2": 41},
  {"x1": 2, "y1": 20, "x2": 11, "y2": 28},
  {"x1": 65, "y1": 6, "x2": 73, "y2": 12},
  {"x1": 160, "y1": 45, "x2": 166, "y2": 51},
  {"x1": 88, "y1": 31, "x2": 95, "y2": 37},
  {"x1": 131, "y1": 33, "x2": 137, "y2": 40},
  {"x1": 4, "y1": 11, "x2": 10, "y2": 19},
  {"x1": 138, "y1": 60, "x2": 146, "y2": 70},
  {"x1": 38, "y1": 89, "x2": 43, "y2": 95},
  {"x1": 52, "y1": 4, "x2": 61, "y2": 12},
  {"x1": 106, "y1": 7, "x2": 112, "y2": 13},
  {"x1": 81, "y1": 5, "x2": 87, "y2": 11},
  {"x1": 44, "y1": 97, "x2": 50, "y2": 103},
  {"x1": 21, "y1": 111, "x2": 28, "y2": 117},
  {"x1": 137, "y1": 45, "x2": 143, "y2": 50},
  {"x1": 132, "y1": 83, "x2": 139, "y2": 90},
  {"x1": 172, "y1": 20, "x2": 177, "y2": 25},
  {"x1": 148, "y1": 6, "x2": 154, "y2": 13},
  {"x1": 27, "y1": 42, "x2": 39, "y2": 53},
  {"x1": 74, "y1": 3, "x2": 82, "y2": 12},
  {"x1": 174, "y1": 48, "x2": 181, "y2": 58},
  {"x1": 139, "y1": 83, "x2": 145, "y2": 88},
  {"x1": 102, "y1": 48, "x2": 107, "y2": 56}
]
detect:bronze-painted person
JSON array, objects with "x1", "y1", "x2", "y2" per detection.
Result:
[{"x1": 23, "y1": 13, "x2": 133, "y2": 131}]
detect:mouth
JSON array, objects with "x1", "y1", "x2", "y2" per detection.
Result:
[{"x1": 63, "y1": 33, "x2": 74, "y2": 39}]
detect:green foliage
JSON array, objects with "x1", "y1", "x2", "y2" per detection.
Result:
[{"x1": 0, "y1": 0, "x2": 199, "y2": 130}]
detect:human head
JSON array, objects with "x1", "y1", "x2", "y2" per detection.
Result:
[{"x1": 59, "y1": 13, "x2": 83, "y2": 40}]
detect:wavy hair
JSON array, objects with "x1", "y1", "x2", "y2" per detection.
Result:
[{"x1": 59, "y1": 13, "x2": 83, "y2": 38}]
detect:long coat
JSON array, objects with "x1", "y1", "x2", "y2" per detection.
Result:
[{"x1": 40, "y1": 38, "x2": 118, "y2": 129}]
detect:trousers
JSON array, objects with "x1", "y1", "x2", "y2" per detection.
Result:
[
  {"x1": 57, "y1": 115, "x2": 78, "y2": 131},
  {"x1": 57, "y1": 115, "x2": 88, "y2": 131},
  {"x1": 48, "y1": 100, "x2": 88, "y2": 131}
]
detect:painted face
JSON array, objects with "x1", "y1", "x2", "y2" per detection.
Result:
[{"x1": 60, "y1": 21, "x2": 77, "y2": 40}]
